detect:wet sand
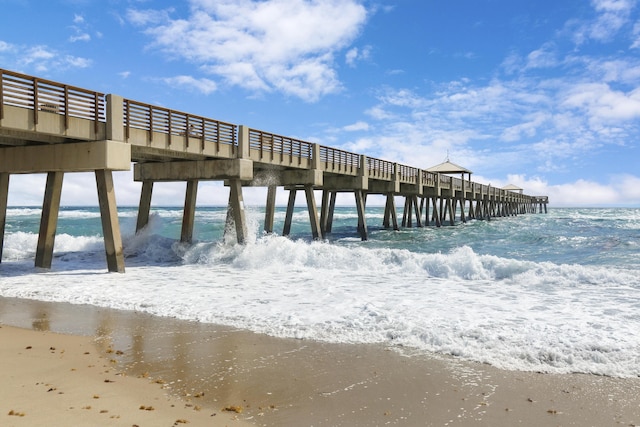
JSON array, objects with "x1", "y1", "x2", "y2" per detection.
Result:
[{"x1": 1, "y1": 296, "x2": 639, "y2": 426}]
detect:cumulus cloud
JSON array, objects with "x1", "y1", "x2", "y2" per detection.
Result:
[
  {"x1": 562, "y1": 82, "x2": 640, "y2": 123},
  {"x1": 69, "y1": 13, "x2": 92, "y2": 43},
  {"x1": 127, "y1": 0, "x2": 368, "y2": 101},
  {"x1": 633, "y1": 21, "x2": 640, "y2": 47},
  {"x1": 15, "y1": 45, "x2": 92, "y2": 72},
  {"x1": 569, "y1": 0, "x2": 636, "y2": 44},
  {"x1": 0, "y1": 40, "x2": 15, "y2": 52},
  {"x1": 345, "y1": 45, "x2": 371, "y2": 67},
  {"x1": 343, "y1": 121, "x2": 369, "y2": 132},
  {"x1": 162, "y1": 75, "x2": 218, "y2": 94}
]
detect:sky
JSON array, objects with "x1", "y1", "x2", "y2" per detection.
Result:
[{"x1": 1, "y1": 0, "x2": 640, "y2": 207}]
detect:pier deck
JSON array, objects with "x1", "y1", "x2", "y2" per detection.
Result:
[{"x1": 0, "y1": 68, "x2": 548, "y2": 272}]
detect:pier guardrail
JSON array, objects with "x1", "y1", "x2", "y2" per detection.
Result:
[
  {"x1": 0, "y1": 68, "x2": 105, "y2": 134},
  {"x1": 248, "y1": 128, "x2": 313, "y2": 165},
  {"x1": 123, "y1": 99, "x2": 237, "y2": 154},
  {"x1": 368, "y1": 157, "x2": 394, "y2": 180},
  {"x1": 319, "y1": 145, "x2": 360, "y2": 174}
]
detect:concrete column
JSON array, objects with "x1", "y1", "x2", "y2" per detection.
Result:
[
  {"x1": 305, "y1": 185, "x2": 322, "y2": 240},
  {"x1": 383, "y1": 193, "x2": 399, "y2": 231},
  {"x1": 413, "y1": 196, "x2": 422, "y2": 227},
  {"x1": 326, "y1": 191, "x2": 337, "y2": 233},
  {"x1": 355, "y1": 189, "x2": 368, "y2": 241},
  {"x1": 264, "y1": 185, "x2": 276, "y2": 234},
  {"x1": 0, "y1": 173, "x2": 9, "y2": 262},
  {"x1": 283, "y1": 189, "x2": 297, "y2": 237},
  {"x1": 311, "y1": 143, "x2": 321, "y2": 170},
  {"x1": 432, "y1": 197, "x2": 441, "y2": 227},
  {"x1": 227, "y1": 179, "x2": 247, "y2": 244},
  {"x1": 95, "y1": 170, "x2": 125, "y2": 273},
  {"x1": 423, "y1": 196, "x2": 430, "y2": 226},
  {"x1": 35, "y1": 171, "x2": 64, "y2": 269},
  {"x1": 181, "y1": 180, "x2": 198, "y2": 243},
  {"x1": 459, "y1": 197, "x2": 467, "y2": 223},
  {"x1": 136, "y1": 181, "x2": 154, "y2": 233},
  {"x1": 106, "y1": 94, "x2": 124, "y2": 142},
  {"x1": 237, "y1": 125, "x2": 250, "y2": 159},
  {"x1": 320, "y1": 190, "x2": 330, "y2": 235},
  {"x1": 359, "y1": 155, "x2": 368, "y2": 179},
  {"x1": 402, "y1": 197, "x2": 409, "y2": 227}
]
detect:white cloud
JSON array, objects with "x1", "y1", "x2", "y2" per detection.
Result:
[
  {"x1": 345, "y1": 45, "x2": 371, "y2": 67},
  {"x1": 562, "y1": 82, "x2": 640, "y2": 123},
  {"x1": 489, "y1": 174, "x2": 640, "y2": 206},
  {"x1": 0, "y1": 40, "x2": 15, "y2": 52},
  {"x1": 69, "y1": 33, "x2": 91, "y2": 43},
  {"x1": 569, "y1": 0, "x2": 636, "y2": 44},
  {"x1": 500, "y1": 113, "x2": 550, "y2": 142},
  {"x1": 343, "y1": 121, "x2": 369, "y2": 132},
  {"x1": 128, "y1": 0, "x2": 368, "y2": 102},
  {"x1": 526, "y1": 43, "x2": 558, "y2": 69},
  {"x1": 633, "y1": 21, "x2": 640, "y2": 47},
  {"x1": 15, "y1": 45, "x2": 92, "y2": 72},
  {"x1": 162, "y1": 75, "x2": 218, "y2": 94}
]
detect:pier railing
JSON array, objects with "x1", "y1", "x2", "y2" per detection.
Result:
[
  {"x1": 123, "y1": 99, "x2": 237, "y2": 153},
  {"x1": 319, "y1": 145, "x2": 360, "y2": 174},
  {"x1": 0, "y1": 69, "x2": 105, "y2": 133},
  {"x1": 368, "y1": 157, "x2": 394, "y2": 180},
  {"x1": 248, "y1": 128, "x2": 313, "y2": 165}
]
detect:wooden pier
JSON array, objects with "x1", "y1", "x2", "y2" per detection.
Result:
[{"x1": 0, "y1": 68, "x2": 548, "y2": 272}]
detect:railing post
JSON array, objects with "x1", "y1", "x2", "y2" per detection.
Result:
[
  {"x1": 359, "y1": 155, "x2": 368, "y2": 178},
  {"x1": 311, "y1": 143, "x2": 321, "y2": 170},
  {"x1": 106, "y1": 94, "x2": 124, "y2": 142},
  {"x1": 237, "y1": 125, "x2": 250, "y2": 159}
]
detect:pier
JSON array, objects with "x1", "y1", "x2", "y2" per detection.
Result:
[{"x1": 0, "y1": 68, "x2": 548, "y2": 272}]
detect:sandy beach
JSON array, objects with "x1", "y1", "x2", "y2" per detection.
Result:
[{"x1": 1, "y1": 296, "x2": 639, "y2": 426}]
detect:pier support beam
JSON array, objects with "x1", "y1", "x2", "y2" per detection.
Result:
[
  {"x1": 283, "y1": 189, "x2": 296, "y2": 237},
  {"x1": 264, "y1": 185, "x2": 276, "y2": 234},
  {"x1": 180, "y1": 180, "x2": 198, "y2": 243},
  {"x1": 320, "y1": 190, "x2": 331, "y2": 236},
  {"x1": 283, "y1": 187, "x2": 323, "y2": 240},
  {"x1": 226, "y1": 179, "x2": 248, "y2": 244},
  {"x1": 326, "y1": 191, "x2": 337, "y2": 234},
  {"x1": 95, "y1": 170, "x2": 125, "y2": 273},
  {"x1": 35, "y1": 172, "x2": 64, "y2": 269},
  {"x1": 136, "y1": 181, "x2": 154, "y2": 233},
  {"x1": 430, "y1": 197, "x2": 441, "y2": 227},
  {"x1": 355, "y1": 189, "x2": 368, "y2": 241},
  {"x1": 0, "y1": 173, "x2": 9, "y2": 263},
  {"x1": 383, "y1": 193, "x2": 399, "y2": 230},
  {"x1": 305, "y1": 185, "x2": 322, "y2": 240}
]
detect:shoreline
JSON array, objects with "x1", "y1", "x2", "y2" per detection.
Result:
[{"x1": 1, "y1": 296, "x2": 639, "y2": 426}]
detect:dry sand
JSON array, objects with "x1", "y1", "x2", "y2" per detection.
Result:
[
  {"x1": 0, "y1": 324, "x2": 254, "y2": 427},
  {"x1": 1, "y1": 296, "x2": 639, "y2": 426}
]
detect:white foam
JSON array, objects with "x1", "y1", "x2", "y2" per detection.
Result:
[{"x1": 2, "y1": 232, "x2": 639, "y2": 378}]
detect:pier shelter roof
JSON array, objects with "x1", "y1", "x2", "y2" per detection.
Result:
[
  {"x1": 426, "y1": 160, "x2": 472, "y2": 181},
  {"x1": 502, "y1": 184, "x2": 524, "y2": 194}
]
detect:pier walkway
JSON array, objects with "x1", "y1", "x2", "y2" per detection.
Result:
[{"x1": 0, "y1": 68, "x2": 548, "y2": 272}]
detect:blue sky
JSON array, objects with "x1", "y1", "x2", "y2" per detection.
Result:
[{"x1": 1, "y1": 0, "x2": 640, "y2": 207}]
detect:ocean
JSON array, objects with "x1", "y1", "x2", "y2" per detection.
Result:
[{"x1": 1, "y1": 205, "x2": 639, "y2": 378}]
